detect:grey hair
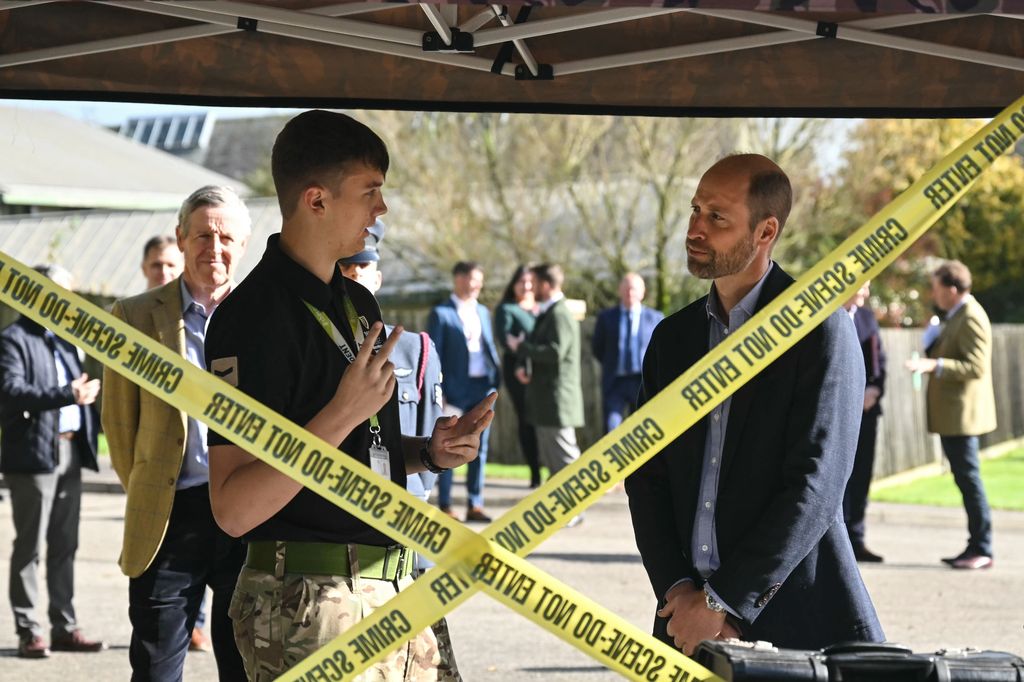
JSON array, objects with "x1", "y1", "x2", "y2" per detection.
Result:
[{"x1": 176, "y1": 186, "x2": 252, "y2": 237}]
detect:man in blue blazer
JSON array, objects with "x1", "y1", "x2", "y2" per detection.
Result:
[
  {"x1": 592, "y1": 273, "x2": 664, "y2": 433},
  {"x1": 626, "y1": 154, "x2": 882, "y2": 654},
  {"x1": 427, "y1": 261, "x2": 501, "y2": 522}
]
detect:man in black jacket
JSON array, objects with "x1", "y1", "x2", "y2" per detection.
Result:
[{"x1": 0, "y1": 265, "x2": 104, "y2": 659}]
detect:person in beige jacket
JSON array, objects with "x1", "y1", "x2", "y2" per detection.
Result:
[
  {"x1": 906, "y1": 260, "x2": 996, "y2": 570},
  {"x1": 102, "y1": 186, "x2": 250, "y2": 680}
]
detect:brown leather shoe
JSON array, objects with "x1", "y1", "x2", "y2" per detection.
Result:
[
  {"x1": 951, "y1": 553, "x2": 994, "y2": 570},
  {"x1": 465, "y1": 506, "x2": 492, "y2": 522},
  {"x1": 189, "y1": 627, "x2": 212, "y2": 652},
  {"x1": 18, "y1": 635, "x2": 49, "y2": 659},
  {"x1": 50, "y1": 629, "x2": 106, "y2": 652}
]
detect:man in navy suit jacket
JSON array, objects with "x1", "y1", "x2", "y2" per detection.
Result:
[
  {"x1": 592, "y1": 273, "x2": 664, "y2": 433},
  {"x1": 842, "y1": 282, "x2": 887, "y2": 564},
  {"x1": 427, "y1": 261, "x2": 501, "y2": 522},
  {"x1": 626, "y1": 154, "x2": 882, "y2": 654}
]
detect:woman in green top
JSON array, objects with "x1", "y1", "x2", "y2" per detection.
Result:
[{"x1": 495, "y1": 265, "x2": 542, "y2": 487}]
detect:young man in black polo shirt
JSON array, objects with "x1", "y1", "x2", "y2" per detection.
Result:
[{"x1": 205, "y1": 110, "x2": 496, "y2": 681}]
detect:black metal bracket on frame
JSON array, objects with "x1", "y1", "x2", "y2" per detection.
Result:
[
  {"x1": 816, "y1": 21, "x2": 838, "y2": 38},
  {"x1": 515, "y1": 63, "x2": 554, "y2": 80},
  {"x1": 422, "y1": 27, "x2": 474, "y2": 53},
  {"x1": 236, "y1": 17, "x2": 258, "y2": 31},
  {"x1": 491, "y1": 6, "x2": 552, "y2": 80}
]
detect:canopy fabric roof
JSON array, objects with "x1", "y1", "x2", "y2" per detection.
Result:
[
  {"x1": 0, "y1": 105, "x2": 249, "y2": 210},
  {"x1": 2, "y1": 1, "x2": 1024, "y2": 116}
]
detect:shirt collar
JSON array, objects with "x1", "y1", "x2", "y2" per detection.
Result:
[
  {"x1": 539, "y1": 291, "x2": 564, "y2": 314},
  {"x1": 180, "y1": 275, "x2": 233, "y2": 318},
  {"x1": 945, "y1": 294, "x2": 970, "y2": 321},
  {"x1": 706, "y1": 262, "x2": 774, "y2": 325},
  {"x1": 451, "y1": 293, "x2": 477, "y2": 310},
  {"x1": 263, "y1": 233, "x2": 348, "y2": 310}
]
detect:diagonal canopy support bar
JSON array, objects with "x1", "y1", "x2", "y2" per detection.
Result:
[
  {"x1": 473, "y1": 7, "x2": 684, "y2": 47},
  {"x1": 460, "y1": 7, "x2": 496, "y2": 32},
  {"x1": 691, "y1": 9, "x2": 1024, "y2": 73},
  {"x1": 490, "y1": 3, "x2": 539, "y2": 77},
  {"x1": 0, "y1": 23, "x2": 233, "y2": 69},
  {"x1": 421, "y1": 3, "x2": 453, "y2": 46},
  {"x1": 556, "y1": 11, "x2": 980, "y2": 77}
]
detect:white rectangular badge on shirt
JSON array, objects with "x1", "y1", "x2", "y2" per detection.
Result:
[{"x1": 369, "y1": 442, "x2": 391, "y2": 479}]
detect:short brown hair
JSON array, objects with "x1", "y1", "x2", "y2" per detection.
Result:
[
  {"x1": 747, "y1": 169, "x2": 792, "y2": 235},
  {"x1": 272, "y1": 110, "x2": 390, "y2": 220},
  {"x1": 142, "y1": 235, "x2": 176, "y2": 261},
  {"x1": 531, "y1": 263, "x2": 564, "y2": 289},
  {"x1": 933, "y1": 260, "x2": 972, "y2": 293}
]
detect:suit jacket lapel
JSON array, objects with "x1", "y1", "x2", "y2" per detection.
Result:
[{"x1": 153, "y1": 279, "x2": 186, "y2": 357}]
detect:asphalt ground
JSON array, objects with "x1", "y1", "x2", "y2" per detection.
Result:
[{"x1": 0, "y1": 465, "x2": 1022, "y2": 681}]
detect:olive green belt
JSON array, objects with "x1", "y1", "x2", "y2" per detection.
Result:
[{"x1": 246, "y1": 541, "x2": 413, "y2": 581}]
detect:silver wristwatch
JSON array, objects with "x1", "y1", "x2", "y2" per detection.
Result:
[{"x1": 703, "y1": 584, "x2": 725, "y2": 613}]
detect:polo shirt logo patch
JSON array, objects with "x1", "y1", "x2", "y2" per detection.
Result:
[{"x1": 211, "y1": 357, "x2": 239, "y2": 387}]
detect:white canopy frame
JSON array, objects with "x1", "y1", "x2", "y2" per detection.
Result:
[{"x1": 0, "y1": 0, "x2": 1011, "y2": 83}]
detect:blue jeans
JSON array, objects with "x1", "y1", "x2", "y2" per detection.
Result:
[
  {"x1": 128, "y1": 485, "x2": 247, "y2": 681},
  {"x1": 940, "y1": 435, "x2": 993, "y2": 557},
  {"x1": 437, "y1": 424, "x2": 490, "y2": 509}
]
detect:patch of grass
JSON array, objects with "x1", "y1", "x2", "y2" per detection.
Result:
[
  {"x1": 484, "y1": 463, "x2": 535, "y2": 481},
  {"x1": 870, "y1": 448, "x2": 1024, "y2": 511}
]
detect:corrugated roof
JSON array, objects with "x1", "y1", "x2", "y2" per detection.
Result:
[
  {"x1": 0, "y1": 198, "x2": 444, "y2": 301},
  {"x1": 0, "y1": 106, "x2": 249, "y2": 210}
]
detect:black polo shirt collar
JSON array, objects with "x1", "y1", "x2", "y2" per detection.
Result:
[{"x1": 262, "y1": 233, "x2": 351, "y2": 312}]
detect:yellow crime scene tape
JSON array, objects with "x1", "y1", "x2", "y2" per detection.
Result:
[
  {"x1": 281, "y1": 95, "x2": 1024, "y2": 681},
  {"x1": 0, "y1": 94, "x2": 1020, "y2": 681}
]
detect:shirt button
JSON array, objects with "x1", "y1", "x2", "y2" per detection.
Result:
[
  {"x1": 713, "y1": 413, "x2": 720, "y2": 422},
  {"x1": 711, "y1": 458, "x2": 718, "y2": 465},
  {"x1": 705, "y1": 501, "x2": 712, "y2": 509},
  {"x1": 168, "y1": 478, "x2": 175, "y2": 486},
  {"x1": 402, "y1": 391, "x2": 409, "y2": 400},
  {"x1": 176, "y1": 437, "x2": 184, "y2": 446},
  {"x1": 702, "y1": 545, "x2": 709, "y2": 552}
]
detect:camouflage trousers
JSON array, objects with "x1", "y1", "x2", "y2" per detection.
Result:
[{"x1": 230, "y1": 565, "x2": 461, "y2": 681}]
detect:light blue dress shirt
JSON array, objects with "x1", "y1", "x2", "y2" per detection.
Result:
[
  {"x1": 177, "y1": 280, "x2": 214, "y2": 490},
  {"x1": 691, "y1": 263, "x2": 773, "y2": 613},
  {"x1": 46, "y1": 331, "x2": 82, "y2": 434}
]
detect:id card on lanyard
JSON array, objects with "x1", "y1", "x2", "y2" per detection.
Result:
[{"x1": 304, "y1": 297, "x2": 391, "y2": 479}]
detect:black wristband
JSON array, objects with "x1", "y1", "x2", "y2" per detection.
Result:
[{"x1": 419, "y1": 437, "x2": 446, "y2": 474}]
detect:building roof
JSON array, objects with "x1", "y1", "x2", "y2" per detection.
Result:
[
  {"x1": 0, "y1": 198, "x2": 443, "y2": 301},
  {"x1": 0, "y1": 106, "x2": 249, "y2": 211}
]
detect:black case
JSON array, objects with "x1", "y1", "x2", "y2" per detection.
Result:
[{"x1": 693, "y1": 640, "x2": 1024, "y2": 682}]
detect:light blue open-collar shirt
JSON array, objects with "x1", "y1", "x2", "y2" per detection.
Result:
[
  {"x1": 177, "y1": 279, "x2": 217, "y2": 490},
  {"x1": 690, "y1": 262, "x2": 774, "y2": 614}
]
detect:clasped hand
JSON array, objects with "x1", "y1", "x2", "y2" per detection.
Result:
[{"x1": 658, "y1": 582, "x2": 741, "y2": 655}]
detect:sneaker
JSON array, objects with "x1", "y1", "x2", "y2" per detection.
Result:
[
  {"x1": 465, "y1": 506, "x2": 492, "y2": 522},
  {"x1": 189, "y1": 627, "x2": 212, "y2": 653},
  {"x1": 50, "y1": 629, "x2": 106, "y2": 653},
  {"x1": 18, "y1": 635, "x2": 49, "y2": 659}
]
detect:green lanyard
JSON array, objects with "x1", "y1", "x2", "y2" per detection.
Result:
[{"x1": 303, "y1": 297, "x2": 382, "y2": 433}]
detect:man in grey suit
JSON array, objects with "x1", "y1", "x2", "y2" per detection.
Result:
[{"x1": 509, "y1": 263, "x2": 585, "y2": 527}]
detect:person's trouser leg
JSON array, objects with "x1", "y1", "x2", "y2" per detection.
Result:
[
  {"x1": 465, "y1": 424, "x2": 489, "y2": 509},
  {"x1": 844, "y1": 410, "x2": 878, "y2": 549},
  {"x1": 208, "y1": 514, "x2": 247, "y2": 681},
  {"x1": 535, "y1": 426, "x2": 581, "y2": 477},
  {"x1": 604, "y1": 375, "x2": 641, "y2": 434},
  {"x1": 6, "y1": 467, "x2": 58, "y2": 640},
  {"x1": 436, "y1": 470, "x2": 453, "y2": 510},
  {"x1": 129, "y1": 487, "x2": 211, "y2": 681},
  {"x1": 46, "y1": 439, "x2": 81, "y2": 638},
  {"x1": 503, "y1": 363, "x2": 541, "y2": 485},
  {"x1": 941, "y1": 435, "x2": 993, "y2": 557}
]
